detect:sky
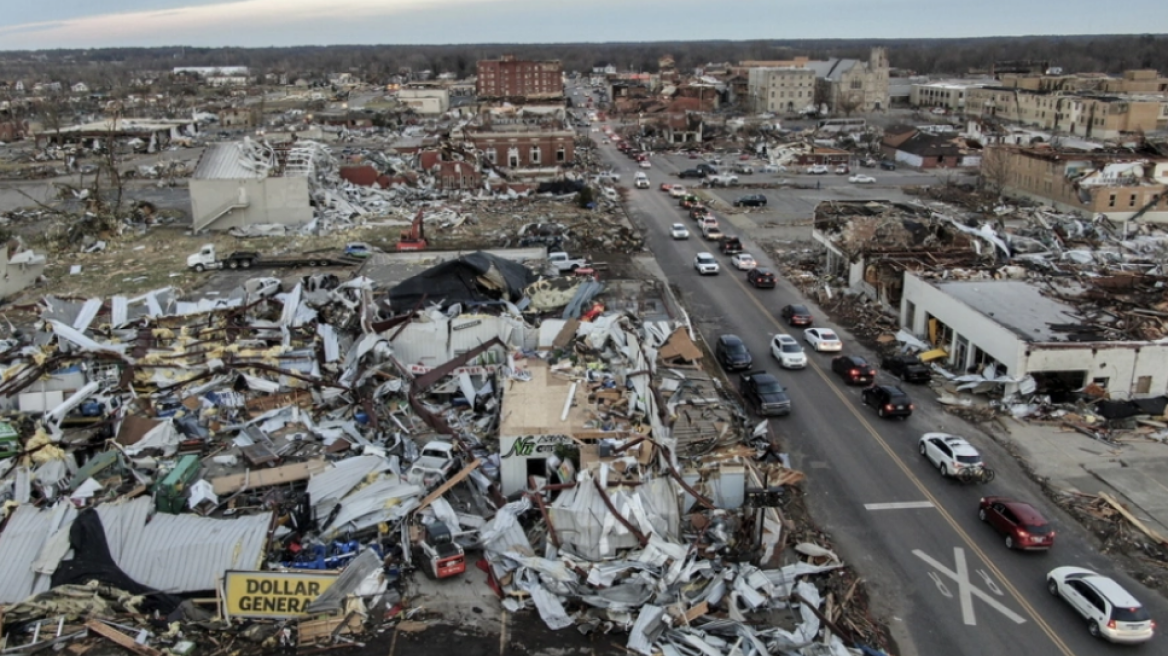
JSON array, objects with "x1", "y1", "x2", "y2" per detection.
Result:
[{"x1": 0, "y1": 0, "x2": 1163, "y2": 50}]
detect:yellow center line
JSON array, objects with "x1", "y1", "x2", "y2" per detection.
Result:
[{"x1": 724, "y1": 269, "x2": 1078, "y2": 656}]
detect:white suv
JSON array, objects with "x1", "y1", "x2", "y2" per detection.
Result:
[
  {"x1": 770, "y1": 335, "x2": 807, "y2": 369},
  {"x1": 1047, "y1": 567, "x2": 1154, "y2": 644},
  {"x1": 693, "y1": 253, "x2": 720, "y2": 275},
  {"x1": 918, "y1": 433, "x2": 982, "y2": 478},
  {"x1": 634, "y1": 172, "x2": 650, "y2": 189}
]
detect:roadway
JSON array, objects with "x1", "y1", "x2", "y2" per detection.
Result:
[{"x1": 580, "y1": 112, "x2": 1167, "y2": 656}]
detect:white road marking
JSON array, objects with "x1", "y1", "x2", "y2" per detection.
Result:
[
  {"x1": 914, "y1": 548, "x2": 1027, "y2": 626},
  {"x1": 863, "y1": 501, "x2": 935, "y2": 510},
  {"x1": 978, "y1": 569, "x2": 1004, "y2": 596},
  {"x1": 928, "y1": 572, "x2": 953, "y2": 598}
]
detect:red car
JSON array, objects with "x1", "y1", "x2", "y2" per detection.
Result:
[
  {"x1": 978, "y1": 496, "x2": 1056, "y2": 550},
  {"x1": 659, "y1": 183, "x2": 673, "y2": 192}
]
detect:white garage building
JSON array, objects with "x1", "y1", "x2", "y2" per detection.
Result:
[{"x1": 900, "y1": 272, "x2": 1168, "y2": 399}]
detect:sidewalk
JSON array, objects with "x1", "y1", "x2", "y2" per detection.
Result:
[{"x1": 993, "y1": 417, "x2": 1168, "y2": 537}]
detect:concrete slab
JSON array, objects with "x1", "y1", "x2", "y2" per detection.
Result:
[{"x1": 1085, "y1": 459, "x2": 1168, "y2": 536}]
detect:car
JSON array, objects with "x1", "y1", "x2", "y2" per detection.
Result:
[
  {"x1": 734, "y1": 194, "x2": 767, "y2": 207},
  {"x1": 918, "y1": 433, "x2": 983, "y2": 478},
  {"x1": 770, "y1": 335, "x2": 807, "y2": 369},
  {"x1": 680, "y1": 194, "x2": 702, "y2": 209},
  {"x1": 689, "y1": 206, "x2": 711, "y2": 221},
  {"x1": 880, "y1": 354, "x2": 931, "y2": 383},
  {"x1": 761, "y1": 164, "x2": 787, "y2": 173},
  {"x1": 688, "y1": 152, "x2": 699, "y2": 159},
  {"x1": 781, "y1": 304, "x2": 813, "y2": 326},
  {"x1": 634, "y1": 172, "x2": 650, "y2": 189},
  {"x1": 739, "y1": 370, "x2": 792, "y2": 416},
  {"x1": 715, "y1": 334, "x2": 753, "y2": 371},
  {"x1": 733, "y1": 164, "x2": 754, "y2": 175},
  {"x1": 699, "y1": 216, "x2": 719, "y2": 230},
  {"x1": 848, "y1": 174, "x2": 876, "y2": 184},
  {"x1": 719, "y1": 237, "x2": 743, "y2": 255},
  {"x1": 860, "y1": 158, "x2": 877, "y2": 168},
  {"x1": 861, "y1": 384, "x2": 914, "y2": 419},
  {"x1": 978, "y1": 497, "x2": 1056, "y2": 550},
  {"x1": 693, "y1": 252, "x2": 720, "y2": 275},
  {"x1": 702, "y1": 224, "x2": 724, "y2": 241},
  {"x1": 879, "y1": 160, "x2": 897, "y2": 171},
  {"x1": 807, "y1": 165, "x2": 829, "y2": 175},
  {"x1": 1047, "y1": 567, "x2": 1153, "y2": 644},
  {"x1": 660, "y1": 182, "x2": 673, "y2": 192},
  {"x1": 747, "y1": 268, "x2": 777, "y2": 289},
  {"x1": 670, "y1": 223, "x2": 690, "y2": 239},
  {"x1": 804, "y1": 328, "x2": 842, "y2": 352},
  {"x1": 831, "y1": 355, "x2": 876, "y2": 385},
  {"x1": 344, "y1": 242, "x2": 373, "y2": 258},
  {"x1": 731, "y1": 253, "x2": 757, "y2": 270},
  {"x1": 696, "y1": 163, "x2": 718, "y2": 175},
  {"x1": 679, "y1": 169, "x2": 705, "y2": 179},
  {"x1": 669, "y1": 185, "x2": 686, "y2": 198},
  {"x1": 834, "y1": 165, "x2": 849, "y2": 175},
  {"x1": 738, "y1": 153, "x2": 751, "y2": 161},
  {"x1": 639, "y1": 160, "x2": 652, "y2": 169}
]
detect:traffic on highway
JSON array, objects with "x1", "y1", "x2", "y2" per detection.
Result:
[{"x1": 571, "y1": 81, "x2": 1163, "y2": 656}]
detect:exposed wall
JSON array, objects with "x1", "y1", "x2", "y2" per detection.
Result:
[
  {"x1": 0, "y1": 248, "x2": 46, "y2": 300},
  {"x1": 900, "y1": 273, "x2": 1025, "y2": 373},
  {"x1": 189, "y1": 176, "x2": 312, "y2": 231}
]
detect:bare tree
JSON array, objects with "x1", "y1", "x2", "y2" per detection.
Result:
[
  {"x1": 837, "y1": 92, "x2": 863, "y2": 117},
  {"x1": 978, "y1": 145, "x2": 1014, "y2": 200}
]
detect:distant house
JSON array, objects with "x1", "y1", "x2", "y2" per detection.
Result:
[
  {"x1": 882, "y1": 126, "x2": 981, "y2": 168},
  {"x1": 70, "y1": 82, "x2": 89, "y2": 94}
]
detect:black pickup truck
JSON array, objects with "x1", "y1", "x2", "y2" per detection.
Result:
[
  {"x1": 880, "y1": 355, "x2": 932, "y2": 383},
  {"x1": 720, "y1": 237, "x2": 744, "y2": 255},
  {"x1": 739, "y1": 370, "x2": 792, "y2": 417}
]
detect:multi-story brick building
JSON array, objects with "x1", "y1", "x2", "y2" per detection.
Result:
[
  {"x1": 747, "y1": 66, "x2": 817, "y2": 113},
  {"x1": 464, "y1": 126, "x2": 574, "y2": 168},
  {"x1": 982, "y1": 145, "x2": 1168, "y2": 223},
  {"x1": 965, "y1": 86, "x2": 1168, "y2": 139},
  {"x1": 807, "y1": 48, "x2": 890, "y2": 114},
  {"x1": 476, "y1": 56, "x2": 563, "y2": 100}
]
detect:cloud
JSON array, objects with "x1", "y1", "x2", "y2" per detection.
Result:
[{"x1": 0, "y1": 0, "x2": 473, "y2": 49}]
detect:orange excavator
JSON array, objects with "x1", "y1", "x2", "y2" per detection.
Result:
[{"x1": 397, "y1": 209, "x2": 428, "y2": 251}]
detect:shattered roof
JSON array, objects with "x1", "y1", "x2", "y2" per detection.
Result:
[
  {"x1": 192, "y1": 142, "x2": 264, "y2": 180},
  {"x1": 936, "y1": 279, "x2": 1078, "y2": 342},
  {"x1": 387, "y1": 251, "x2": 537, "y2": 309},
  {"x1": 499, "y1": 359, "x2": 591, "y2": 436}
]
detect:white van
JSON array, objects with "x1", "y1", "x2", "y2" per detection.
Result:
[{"x1": 634, "y1": 172, "x2": 650, "y2": 189}]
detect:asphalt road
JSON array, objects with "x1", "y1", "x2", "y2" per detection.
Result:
[{"x1": 583, "y1": 117, "x2": 1168, "y2": 656}]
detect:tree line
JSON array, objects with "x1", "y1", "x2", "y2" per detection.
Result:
[{"x1": 0, "y1": 34, "x2": 1165, "y2": 87}]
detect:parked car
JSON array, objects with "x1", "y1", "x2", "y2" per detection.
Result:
[
  {"x1": 734, "y1": 194, "x2": 767, "y2": 207},
  {"x1": 803, "y1": 328, "x2": 842, "y2": 352},
  {"x1": 918, "y1": 433, "x2": 983, "y2": 478},
  {"x1": 848, "y1": 174, "x2": 876, "y2": 184},
  {"x1": 761, "y1": 164, "x2": 788, "y2": 173},
  {"x1": 770, "y1": 334, "x2": 807, "y2": 369},
  {"x1": 670, "y1": 223, "x2": 690, "y2": 239},
  {"x1": 747, "y1": 268, "x2": 777, "y2": 289},
  {"x1": 696, "y1": 163, "x2": 718, "y2": 176},
  {"x1": 978, "y1": 497, "x2": 1056, "y2": 550},
  {"x1": 1047, "y1": 567, "x2": 1153, "y2": 644},
  {"x1": 807, "y1": 165, "x2": 829, "y2": 175},
  {"x1": 733, "y1": 164, "x2": 754, "y2": 175},
  {"x1": 693, "y1": 252, "x2": 720, "y2": 275},
  {"x1": 879, "y1": 160, "x2": 897, "y2": 171},
  {"x1": 715, "y1": 334, "x2": 753, "y2": 371},
  {"x1": 739, "y1": 370, "x2": 792, "y2": 416},
  {"x1": 861, "y1": 384, "x2": 914, "y2": 419},
  {"x1": 660, "y1": 182, "x2": 673, "y2": 192},
  {"x1": 831, "y1": 355, "x2": 876, "y2": 385},
  {"x1": 719, "y1": 235, "x2": 741, "y2": 252},
  {"x1": 834, "y1": 164, "x2": 849, "y2": 175},
  {"x1": 679, "y1": 169, "x2": 705, "y2": 179},
  {"x1": 880, "y1": 354, "x2": 931, "y2": 383},
  {"x1": 860, "y1": 158, "x2": 877, "y2": 168},
  {"x1": 781, "y1": 304, "x2": 813, "y2": 327}
]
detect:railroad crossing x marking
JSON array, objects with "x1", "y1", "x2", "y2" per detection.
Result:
[{"x1": 913, "y1": 548, "x2": 1026, "y2": 626}]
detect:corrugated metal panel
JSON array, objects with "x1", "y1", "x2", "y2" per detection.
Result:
[
  {"x1": 306, "y1": 455, "x2": 387, "y2": 515},
  {"x1": 117, "y1": 511, "x2": 272, "y2": 593},
  {"x1": 193, "y1": 143, "x2": 264, "y2": 180},
  {"x1": 96, "y1": 497, "x2": 153, "y2": 564},
  {"x1": 72, "y1": 298, "x2": 102, "y2": 332},
  {"x1": 0, "y1": 503, "x2": 76, "y2": 603}
]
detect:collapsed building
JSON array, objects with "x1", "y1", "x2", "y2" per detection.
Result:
[{"x1": 0, "y1": 250, "x2": 884, "y2": 656}]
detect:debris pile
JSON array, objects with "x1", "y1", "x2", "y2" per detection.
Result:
[{"x1": 0, "y1": 249, "x2": 891, "y2": 655}]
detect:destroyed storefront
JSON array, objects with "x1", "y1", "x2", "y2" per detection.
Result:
[{"x1": 901, "y1": 272, "x2": 1168, "y2": 399}]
